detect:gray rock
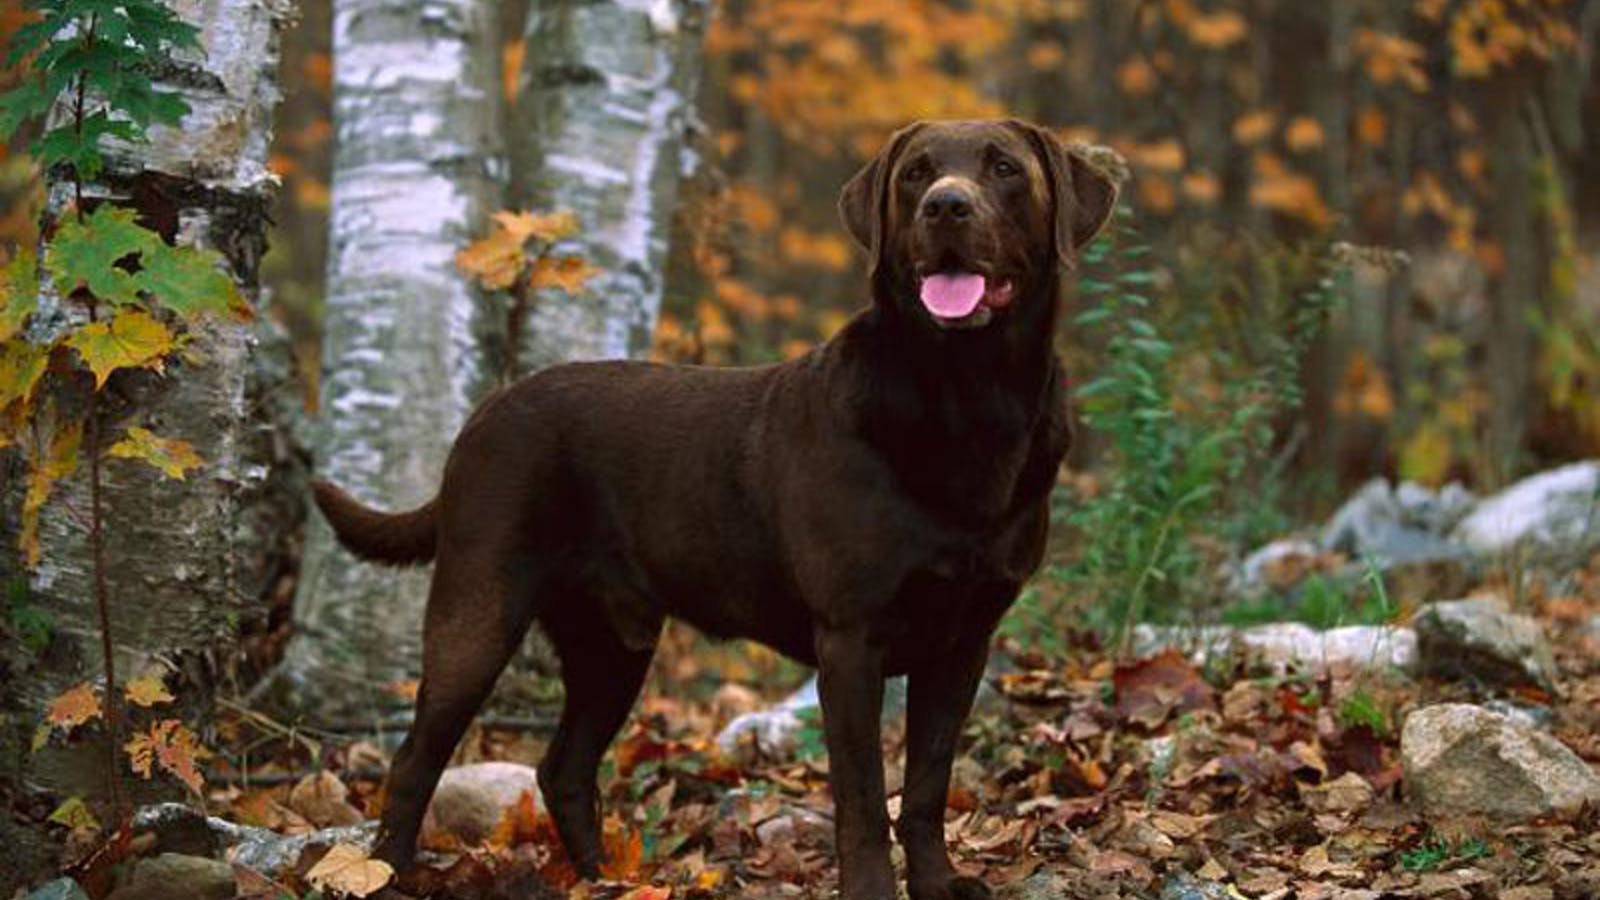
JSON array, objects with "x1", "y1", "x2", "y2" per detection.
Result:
[
  {"x1": 1232, "y1": 538, "x2": 1324, "y2": 596},
  {"x1": 133, "y1": 804, "x2": 378, "y2": 877},
  {"x1": 1401, "y1": 703, "x2": 1600, "y2": 822},
  {"x1": 1452, "y1": 461, "x2": 1600, "y2": 560},
  {"x1": 1412, "y1": 597, "x2": 1557, "y2": 690},
  {"x1": 1482, "y1": 699, "x2": 1556, "y2": 731},
  {"x1": 25, "y1": 879, "x2": 89, "y2": 900},
  {"x1": 423, "y1": 761, "x2": 542, "y2": 844},
  {"x1": 1160, "y1": 872, "x2": 1233, "y2": 900},
  {"x1": 105, "y1": 854, "x2": 234, "y2": 900},
  {"x1": 225, "y1": 820, "x2": 377, "y2": 874},
  {"x1": 1321, "y1": 478, "x2": 1475, "y2": 566},
  {"x1": 131, "y1": 801, "x2": 221, "y2": 858},
  {"x1": 1133, "y1": 623, "x2": 1417, "y2": 673},
  {"x1": 716, "y1": 674, "x2": 908, "y2": 763}
]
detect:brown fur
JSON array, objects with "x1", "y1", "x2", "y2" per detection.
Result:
[{"x1": 313, "y1": 119, "x2": 1116, "y2": 900}]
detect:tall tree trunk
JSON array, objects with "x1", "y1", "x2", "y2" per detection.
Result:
[
  {"x1": 283, "y1": 0, "x2": 502, "y2": 718},
  {"x1": 0, "y1": 0, "x2": 298, "y2": 889},
  {"x1": 512, "y1": 0, "x2": 708, "y2": 370},
  {"x1": 1484, "y1": 73, "x2": 1539, "y2": 483}
]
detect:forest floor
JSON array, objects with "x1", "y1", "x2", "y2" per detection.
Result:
[{"x1": 163, "y1": 555, "x2": 1600, "y2": 900}]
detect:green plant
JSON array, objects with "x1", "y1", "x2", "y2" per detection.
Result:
[
  {"x1": 793, "y1": 704, "x2": 827, "y2": 762},
  {"x1": 1400, "y1": 834, "x2": 1491, "y2": 872},
  {"x1": 4, "y1": 578, "x2": 53, "y2": 656},
  {"x1": 2, "y1": 0, "x2": 245, "y2": 823},
  {"x1": 1060, "y1": 212, "x2": 1348, "y2": 653}
]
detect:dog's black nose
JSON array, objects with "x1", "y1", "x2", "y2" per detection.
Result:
[{"x1": 921, "y1": 189, "x2": 974, "y2": 223}]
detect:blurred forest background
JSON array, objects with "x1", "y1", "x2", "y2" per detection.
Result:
[
  {"x1": 4, "y1": 0, "x2": 1600, "y2": 896},
  {"x1": 7, "y1": 0, "x2": 1596, "y2": 494}
]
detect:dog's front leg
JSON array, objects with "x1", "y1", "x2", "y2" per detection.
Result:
[
  {"x1": 815, "y1": 627, "x2": 896, "y2": 900},
  {"x1": 899, "y1": 630, "x2": 994, "y2": 900}
]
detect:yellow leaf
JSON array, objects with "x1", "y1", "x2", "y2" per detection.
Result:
[
  {"x1": 64, "y1": 310, "x2": 174, "y2": 388},
  {"x1": 495, "y1": 209, "x2": 578, "y2": 244},
  {"x1": 1284, "y1": 116, "x2": 1325, "y2": 153},
  {"x1": 305, "y1": 843, "x2": 395, "y2": 898},
  {"x1": 1187, "y1": 11, "x2": 1248, "y2": 49},
  {"x1": 455, "y1": 228, "x2": 526, "y2": 291},
  {"x1": 528, "y1": 255, "x2": 600, "y2": 294},
  {"x1": 48, "y1": 796, "x2": 100, "y2": 831},
  {"x1": 0, "y1": 249, "x2": 38, "y2": 343},
  {"x1": 125, "y1": 671, "x2": 176, "y2": 708},
  {"x1": 47, "y1": 683, "x2": 102, "y2": 731},
  {"x1": 1232, "y1": 110, "x2": 1276, "y2": 145},
  {"x1": 0, "y1": 339, "x2": 49, "y2": 410},
  {"x1": 21, "y1": 423, "x2": 83, "y2": 567},
  {"x1": 107, "y1": 427, "x2": 203, "y2": 480}
]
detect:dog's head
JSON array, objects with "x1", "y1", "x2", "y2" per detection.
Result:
[{"x1": 840, "y1": 119, "x2": 1117, "y2": 331}]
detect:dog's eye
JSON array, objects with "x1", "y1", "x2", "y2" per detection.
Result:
[
  {"x1": 901, "y1": 161, "x2": 932, "y2": 182},
  {"x1": 993, "y1": 158, "x2": 1020, "y2": 178}
]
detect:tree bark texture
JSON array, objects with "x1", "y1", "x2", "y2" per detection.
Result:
[
  {"x1": 513, "y1": 0, "x2": 709, "y2": 370},
  {"x1": 0, "y1": 0, "x2": 299, "y2": 889},
  {"x1": 284, "y1": 0, "x2": 502, "y2": 715}
]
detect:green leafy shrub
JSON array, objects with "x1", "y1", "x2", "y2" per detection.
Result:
[{"x1": 1045, "y1": 211, "x2": 1350, "y2": 652}]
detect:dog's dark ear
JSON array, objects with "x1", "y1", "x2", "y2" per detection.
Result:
[
  {"x1": 839, "y1": 122, "x2": 924, "y2": 270},
  {"x1": 1015, "y1": 122, "x2": 1119, "y2": 266}
]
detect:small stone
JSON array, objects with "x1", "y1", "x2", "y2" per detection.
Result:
[
  {"x1": 423, "y1": 761, "x2": 542, "y2": 844},
  {"x1": 1401, "y1": 703, "x2": 1600, "y2": 822},
  {"x1": 25, "y1": 878, "x2": 89, "y2": 900},
  {"x1": 1412, "y1": 597, "x2": 1557, "y2": 690},
  {"x1": 1159, "y1": 871, "x2": 1233, "y2": 900},
  {"x1": 105, "y1": 854, "x2": 234, "y2": 900}
]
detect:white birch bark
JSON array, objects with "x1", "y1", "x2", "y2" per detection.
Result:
[
  {"x1": 283, "y1": 0, "x2": 501, "y2": 713},
  {"x1": 0, "y1": 0, "x2": 297, "y2": 871},
  {"x1": 513, "y1": 0, "x2": 708, "y2": 369}
]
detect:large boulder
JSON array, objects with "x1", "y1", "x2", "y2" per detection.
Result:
[
  {"x1": 423, "y1": 761, "x2": 542, "y2": 844},
  {"x1": 1411, "y1": 597, "x2": 1557, "y2": 690},
  {"x1": 1401, "y1": 704, "x2": 1600, "y2": 822},
  {"x1": 1452, "y1": 461, "x2": 1600, "y2": 560}
]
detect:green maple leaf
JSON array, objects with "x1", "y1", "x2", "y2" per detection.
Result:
[
  {"x1": 107, "y1": 426, "x2": 203, "y2": 479},
  {"x1": 64, "y1": 308, "x2": 174, "y2": 388},
  {"x1": 136, "y1": 244, "x2": 250, "y2": 320},
  {"x1": 48, "y1": 206, "x2": 160, "y2": 306},
  {"x1": 0, "y1": 251, "x2": 39, "y2": 343}
]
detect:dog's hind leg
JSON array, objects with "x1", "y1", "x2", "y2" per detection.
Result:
[
  {"x1": 373, "y1": 553, "x2": 538, "y2": 873},
  {"x1": 538, "y1": 600, "x2": 659, "y2": 878}
]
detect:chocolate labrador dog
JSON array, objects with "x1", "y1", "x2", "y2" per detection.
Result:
[{"x1": 313, "y1": 118, "x2": 1115, "y2": 900}]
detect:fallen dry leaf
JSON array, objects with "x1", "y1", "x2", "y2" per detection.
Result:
[{"x1": 304, "y1": 843, "x2": 394, "y2": 897}]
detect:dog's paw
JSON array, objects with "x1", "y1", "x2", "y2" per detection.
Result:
[{"x1": 910, "y1": 875, "x2": 993, "y2": 900}]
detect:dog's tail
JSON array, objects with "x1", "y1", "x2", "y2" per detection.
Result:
[{"x1": 311, "y1": 480, "x2": 437, "y2": 566}]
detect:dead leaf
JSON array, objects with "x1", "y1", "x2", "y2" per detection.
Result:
[
  {"x1": 288, "y1": 771, "x2": 365, "y2": 827},
  {"x1": 47, "y1": 683, "x2": 102, "y2": 731},
  {"x1": 305, "y1": 843, "x2": 394, "y2": 897},
  {"x1": 1114, "y1": 650, "x2": 1216, "y2": 729}
]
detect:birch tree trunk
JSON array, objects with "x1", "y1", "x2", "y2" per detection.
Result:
[
  {"x1": 512, "y1": 0, "x2": 708, "y2": 369},
  {"x1": 0, "y1": 0, "x2": 297, "y2": 887},
  {"x1": 283, "y1": 0, "x2": 501, "y2": 717}
]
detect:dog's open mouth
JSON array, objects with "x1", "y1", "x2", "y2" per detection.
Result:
[{"x1": 918, "y1": 272, "x2": 1015, "y2": 329}]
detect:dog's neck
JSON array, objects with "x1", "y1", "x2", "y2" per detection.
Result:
[{"x1": 830, "y1": 269, "x2": 1066, "y2": 527}]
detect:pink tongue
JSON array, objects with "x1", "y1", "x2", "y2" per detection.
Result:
[{"x1": 919, "y1": 273, "x2": 987, "y2": 318}]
